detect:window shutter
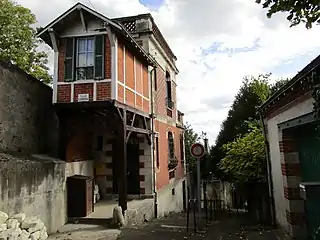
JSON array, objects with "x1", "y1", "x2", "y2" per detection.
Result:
[
  {"x1": 94, "y1": 35, "x2": 104, "y2": 80},
  {"x1": 64, "y1": 38, "x2": 75, "y2": 81}
]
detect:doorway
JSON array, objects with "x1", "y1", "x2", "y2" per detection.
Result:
[{"x1": 127, "y1": 134, "x2": 140, "y2": 194}]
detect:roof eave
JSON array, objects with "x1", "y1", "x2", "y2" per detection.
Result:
[{"x1": 37, "y1": 2, "x2": 121, "y2": 39}]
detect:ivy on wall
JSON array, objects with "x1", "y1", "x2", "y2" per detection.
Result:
[{"x1": 311, "y1": 70, "x2": 320, "y2": 119}]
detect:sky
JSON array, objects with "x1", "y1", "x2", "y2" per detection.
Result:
[{"x1": 17, "y1": 0, "x2": 320, "y2": 144}]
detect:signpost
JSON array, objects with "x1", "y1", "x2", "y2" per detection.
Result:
[{"x1": 190, "y1": 143, "x2": 205, "y2": 213}]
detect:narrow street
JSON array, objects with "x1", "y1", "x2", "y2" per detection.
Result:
[{"x1": 118, "y1": 212, "x2": 291, "y2": 240}]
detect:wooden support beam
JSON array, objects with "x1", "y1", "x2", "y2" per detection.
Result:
[
  {"x1": 117, "y1": 109, "x2": 127, "y2": 213},
  {"x1": 48, "y1": 28, "x2": 58, "y2": 52},
  {"x1": 78, "y1": 8, "x2": 87, "y2": 32},
  {"x1": 126, "y1": 126, "x2": 151, "y2": 135},
  {"x1": 131, "y1": 113, "x2": 136, "y2": 127},
  {"x1": 116, "y1": 107, "x2": 123, "y2": 120},
  {"x1": 126, "y1": 131, "x2": 132, "y2": 143}
]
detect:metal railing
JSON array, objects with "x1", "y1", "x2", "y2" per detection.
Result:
[{"x1": 186, "y1": 192, "x2": 231, "y2": 234}]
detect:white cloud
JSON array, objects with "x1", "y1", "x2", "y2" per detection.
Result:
[{"x1": 17, "y1": 0, "x2": 320, "y2": 144}]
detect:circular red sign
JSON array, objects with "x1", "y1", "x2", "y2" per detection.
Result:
[{"x1": 190, "y1": 143, "x2": 205, "y2": 158}]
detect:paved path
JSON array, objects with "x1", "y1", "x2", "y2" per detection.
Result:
[
  {"x1": 118, "y1": 212, "x2": 291, "y2": 240},
  {"x1": 48, "y1": 212, "x2": 290, "y2": 240}
]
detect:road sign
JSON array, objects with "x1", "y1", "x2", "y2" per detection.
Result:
[
  {"x1": 190, "y1": 143, "x2": 205, "y2": 213},
  {"x1": 190, "y1": 143, "x2": 205, "y2": 158}
]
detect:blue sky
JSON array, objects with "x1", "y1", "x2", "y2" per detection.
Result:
[{"x1": 139, "y1": 0, "x2": 164, "y2": 9}]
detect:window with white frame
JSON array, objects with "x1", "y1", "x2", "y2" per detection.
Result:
[
  {"x1": 64, "y1": 35, "x2": 104, "y2": 82},
  {"x1": 76, "y1": 38, "x2": 94, "y2": 80}
]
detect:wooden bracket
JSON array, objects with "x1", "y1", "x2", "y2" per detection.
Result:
[{"x1": 79, "y1": 8, "x2": 87, "y2": 32}]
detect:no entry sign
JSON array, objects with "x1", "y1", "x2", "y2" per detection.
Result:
[{"x1": 190, "y1": 143, "x2": 205, "y2": 158}]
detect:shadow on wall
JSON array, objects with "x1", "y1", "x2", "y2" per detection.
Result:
[{"x1": 0, "y1": 61, "x2": 59, "y2": 157}]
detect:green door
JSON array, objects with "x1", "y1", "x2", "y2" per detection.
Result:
[{"x1": 297, "y1": 122, "x2": 320, "y2": 239}]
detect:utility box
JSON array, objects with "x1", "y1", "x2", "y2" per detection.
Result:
[
  {"x1": 299, "y1": 182, "x2": 320, "y2": 200},
  {"x1": 67, "y1": 175, "x2": 94, "y2": 218}
]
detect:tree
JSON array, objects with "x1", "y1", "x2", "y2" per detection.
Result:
[
  {"x1": 256, "y1": 0, "x2": 320, "y2": 29},
  {"x1": 0, "y1": 0, "x2": 51, "y2": 84},
  {"x1": 208, "y1": 74, "x2": 289, "y2": 181},
  {"x1": 219, "y1": 120, "x2": 266, "y2": 183},
  {"x1": 184, "y1": 123, "x2": 200, "y2": 172}
]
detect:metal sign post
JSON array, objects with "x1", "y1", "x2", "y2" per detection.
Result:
[
  {"x1": 196, "y1": 157, "x2": 201, "y2": 213},
  {"x1": 190, "y1": 143, "x2": 205, "y2": 213}
]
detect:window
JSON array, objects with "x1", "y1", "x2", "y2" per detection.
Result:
[
  {"x1": 155, "y1": 136, "x2": 159, "y2": 169},
  {"x1": 180, "y1": 134, "x2": 184, "y2": 161},
  {"x1": 166, "y1": 71, "x2": 173, "y2": 109},
  {"x1": 64, "y1": 35, "x2": 104, "y2": 81},
  {"x1": 76, "y1": 38, "x2": 94, "y2": 80},
  {"x1": 167, "y1": 132, "x2": 177, "y2": 170},
  {"x1": 168, "y1": 132, "x2": 174, "y2": 160}
]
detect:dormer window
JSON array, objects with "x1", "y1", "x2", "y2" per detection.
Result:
[{"x1": 64, "y1": 35, "x2": 104, "y2": 81}]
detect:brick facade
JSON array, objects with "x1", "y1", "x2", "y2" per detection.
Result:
[
  {"x1": 279, "y1": 128, "x2": 306, "y2": 237},
  {"x1": 56, "y1": 35, "x2": 112, "y2": 103},
  {"x1": 116, "y1": 39, "x2": 150, "y2": 113},
  {"x1": 155, "y1": 120, "x2": 184, "y2": 190}
]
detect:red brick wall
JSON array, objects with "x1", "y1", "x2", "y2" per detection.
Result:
[
  {"x1": 155, "y1": 69, "x2": 166, "y2": 116},
  {"x1": 105, "y1": 36, "x2": 112, "y2": 79},
  {"x1": 125, "y1": 88, "x2": 135, "y2": 107},
  {"x1": 155, "y1": 120, "x2": 184, "y2": 190},
  {"x1": 118, "y1": 41, "x2": 124, "y2": 83},
  {"x1": 116, "y1": 38, "x2": 150, "y2": 114},
  {"x1": 56, "y1": 35, "x2": 112, "y2": 103},
  {"x1": 154, "y1": 68, "x2": 176, "y2": 120},
  {"x1": 57, "y1": 85, "x2": 71, "y2": 102},
  {"x1": 73, "y1": 83, "x2": 93, "y2": 102},
  {"x1": 136, "y1": 61, "x2": 142, "y2": 94},
  {"x1": 58, "y1": 39, "x2": 66, "y2": 82},
  {"x1": 66, "y1": 131, "x2": 93, "y2": 162},
  {"x1": 125, "y1": 48, "x2": 134, "y2": 90},
  {"x1": 96, "y1": 82, "x2": 111, "y2": 100}
]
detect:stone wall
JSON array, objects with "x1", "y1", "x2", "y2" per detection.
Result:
[
  {"x1": 157, "y1": 178, "x2": 186, "y2": 218},
  {"x1": 0, "y1": 153, "x2": 66, "y2": 234},
  {"x1": 0, "y1": 61, "x2": 59, "y2": 156},
  {"x1": 0, "y1": 62, "x2": 95, "y2": 234}
]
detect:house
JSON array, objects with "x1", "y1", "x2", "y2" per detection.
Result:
[
  {"x1": 38, "y1": 2, "x2": 186, "y2": 219},
  {"x1": 259, "y1": 54, "x2": 320, "y2": 239}
]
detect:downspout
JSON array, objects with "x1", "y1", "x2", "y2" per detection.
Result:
[
  {"x1": 259, "y1": 112, "x2": 276, "y2": 227},
  {"x1": 150, "y1": 66, "x2": 158, "y2": 218}
]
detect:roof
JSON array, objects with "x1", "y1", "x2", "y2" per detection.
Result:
[
  {"x1": 259, "y1": 54, "x2": 320, "y2": 114},
  {"x1": 113, "y1": 14, "x2": 177, "y2": 62},
  {"x1": 37, "y1": 2, "x2": 157, "y2": 66}
]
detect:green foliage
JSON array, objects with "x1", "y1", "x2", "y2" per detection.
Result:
[
  {"x1": 215, "y1": 74, "x2": 271, "y2": 149},
  {"x1": 219, "y1": 120, "x2": 266, "y2": 183},
  {"x1": 256, "y1": 0, "x2": 320, "y2": 29},
  {"x1": 209, "y1": 74, "x2": 289, "y2": 182},
  {"x1": 311, "y1": 71, "x2": 320, "y2": 119},
  {"x1": 184, "y1": 123, "x2": 200, "y2": 171},
  {"x1": 0, "y1": 0, "x2": 51, "y2": 84}
]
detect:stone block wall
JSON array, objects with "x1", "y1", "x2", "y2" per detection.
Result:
[
  {"x1": 0, "y1": 61, "x2": 59, "y2": 156},
  {"x1": 0, "y1": 153, "x2": 66, "y2": 234},
  {"x1": 139, "y1": 136, "x2": 153, "y2": 195}
]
